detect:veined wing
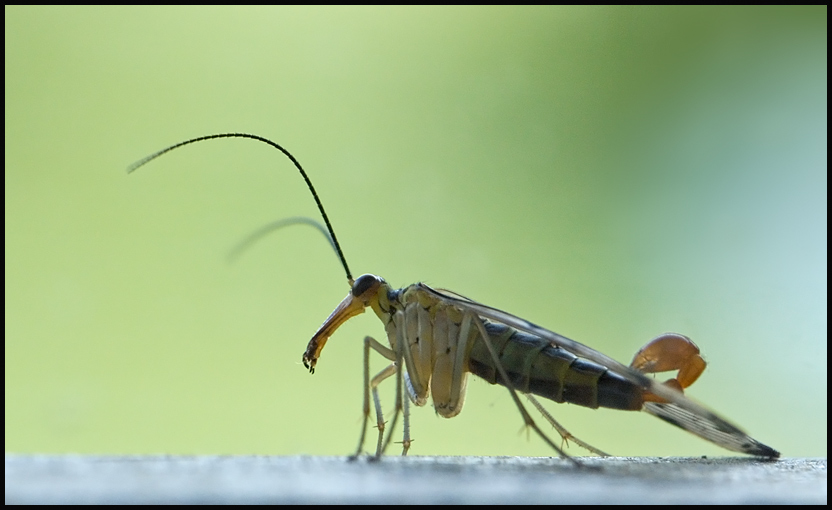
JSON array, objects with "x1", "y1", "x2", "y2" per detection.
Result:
[{"x1": 642, "y1": 402, "x2": 778, "y2": 457}]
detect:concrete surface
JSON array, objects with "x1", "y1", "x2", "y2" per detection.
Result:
[{"x1": 5, "y1": 454, "x2": 826, "y2": 504}]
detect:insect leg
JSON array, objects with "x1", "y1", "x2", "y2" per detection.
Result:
[
  {"x1": 524, "y1": 394, "x2": 611, "y2": 457},
  {"x1": 467, "y1": 313, "x2": 581, "y2": 467},
  {"x1": 396, "y1": 301, "x2": 438, "y2": 455},
  {"x1": 385, "y1": 307, "x2": 425, "y2": 456},
  {"x1": 351, "y1": 336, "x2": 396, "y2": 460},
  {"x1": 379, "y1": 310, "x2": 406, "y2": 458},
  {"x1": 400, "y1": 392, "x2": 411, "y2": 456},
  {"x1": 400, "y1": 303, "x2": 430, "y2": 405},
  {"x1": 432, "y1": 309, "x2": 478, "y2": 417},
  {"x1": 369, "y1": 363, "x2": 397, "y2": 458}
]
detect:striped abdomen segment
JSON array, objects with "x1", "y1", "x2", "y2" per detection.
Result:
[{"x1": 467, "y1": 322, "x2": 644, "y2": 411}]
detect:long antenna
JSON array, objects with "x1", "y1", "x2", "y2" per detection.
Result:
[{"x1": 127, "y1": 133, "x2": 353, "y2": 282}]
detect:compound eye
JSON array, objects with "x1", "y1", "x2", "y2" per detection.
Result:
[{"x1": 352, "y1": 274, "x2": 383, "y2": 298}]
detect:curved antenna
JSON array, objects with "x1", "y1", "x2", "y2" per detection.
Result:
[
  {"x1": 227, "y1": 216, "x2": 338, "y2": 265},
  {"x1": 128, "y1": 133, "x2": 353, "y2": 282}
]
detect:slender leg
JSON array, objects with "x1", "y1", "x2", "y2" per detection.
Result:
[
  {"x1": 370, "y1": 363, "x2": 397, "y2": 457},
  {"x1": 524, "y1": 394, "x2": 610, "y2": 457},
  {"x1": 467, "y1": 313, "x2": 582, "y2": 467},
  {"x1": 351, "y1": 335, "x2": 396, "y2": 460},
  {"x1": 400, "y1": 392, "x2": 411, "y2": 456},
  {"x1": 379, "y1": 310, "x2": 406, "y2": 457},
  {"x1": 398, "y1": 303, "x2": 430, "y2": 405},
  {"x1": 433, "y1": 311, "x2": 481, "y2": 418}
]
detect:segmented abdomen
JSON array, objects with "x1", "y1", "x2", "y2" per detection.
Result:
[{"x1": 467, "y1": 322, "x2": 644, "y2": 411}]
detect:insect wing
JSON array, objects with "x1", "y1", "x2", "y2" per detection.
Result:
[{"x1": 642, "y1": 402, "x2": 779, "y2": 457}]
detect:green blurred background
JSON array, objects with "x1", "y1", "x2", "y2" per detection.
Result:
[{"x1": 5, "y1": 6, "x2": 826, "y2": 458}]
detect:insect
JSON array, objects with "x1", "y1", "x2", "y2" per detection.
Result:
[{"x1": 129, "y1": 133, "x2": 780, "y2": 462}]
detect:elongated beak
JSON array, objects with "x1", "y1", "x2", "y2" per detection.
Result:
[{"x1": 302, "y1": 293, "x2": 366, "y2": 373}]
